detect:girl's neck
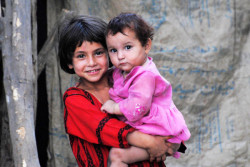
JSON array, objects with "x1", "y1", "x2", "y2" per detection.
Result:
[
  {"x1": 77, "y1": 74, "x2": 110, "y2": 104},
  {"x1": 78, "y1": 74, "x2": 109, "y2": 91}
]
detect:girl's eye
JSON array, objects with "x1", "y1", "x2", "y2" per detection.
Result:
[
  {"x1": 77, "y1": 54, "x2": 86, "y2": 58},
  {"x1": 95, "y1": 51, "x2": 105, "y2": 56},
  {"x1": 125, "y1": 45, "x2": 132, "y2": 50},
  {"x1": 109, "y1": 48, "x2": 117, "y2": 53}
]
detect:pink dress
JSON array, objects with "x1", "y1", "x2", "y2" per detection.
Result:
[{"x1": 109, "y1": 57, "x2": 190, "y2": 157}]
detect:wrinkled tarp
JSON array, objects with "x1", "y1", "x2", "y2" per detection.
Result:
[{"x1": 45, "y1": 0, "x2": 250, "y2": 166}]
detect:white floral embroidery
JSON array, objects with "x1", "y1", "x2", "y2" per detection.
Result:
[{"x1": 134, "y1": 104, "x2": 146, "y2": 117}]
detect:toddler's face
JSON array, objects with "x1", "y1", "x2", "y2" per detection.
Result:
[{"x1": 106, "y1": 27, "x2": 151, "y2": 75}]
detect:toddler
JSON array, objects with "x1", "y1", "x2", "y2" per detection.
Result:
[{"x1": 101, "y1": 12, "x2": 190, "y2": 167}]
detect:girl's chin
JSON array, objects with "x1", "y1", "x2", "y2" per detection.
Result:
[
  {"x1": 88, "y1": 77, "x2": 102, "y2": 82},
  {"x1": 88, "y1": 74, "x2": 106, "y2": 83}
]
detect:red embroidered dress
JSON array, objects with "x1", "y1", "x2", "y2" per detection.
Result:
[{"x1": 63, "y1": 87, "x2": 166, "y2": 167}]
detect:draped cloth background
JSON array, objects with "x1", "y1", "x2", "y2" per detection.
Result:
[{"x1": 44, "y1": 1, "x2": 249, "y2": 166}]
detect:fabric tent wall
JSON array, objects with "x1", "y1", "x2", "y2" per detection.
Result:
[{"x1": 44, "y1": 0, "x2": 249, "y2": 166}]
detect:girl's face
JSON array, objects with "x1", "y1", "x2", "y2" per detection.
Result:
[
  {"x1": 68, "y1": 41, "x2": 109, "y2": 84},
  {"x1": 106, "y1": 27, "x2": 151, "y2": 75}
]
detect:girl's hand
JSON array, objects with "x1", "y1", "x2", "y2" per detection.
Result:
[
  {"x1": 126, "y1": 131, "x2": 180, "y2": 162},
  {"x1": 165, "y1": 141, "x2": 180, "y2": 156},
  {"x1": 147, "y1": 136, "x2": 180, "y2": 162}
]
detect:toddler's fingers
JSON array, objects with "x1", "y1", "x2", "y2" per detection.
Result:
[{"x1": 100, "y1": 106, "x2": 106, "y2": 113}]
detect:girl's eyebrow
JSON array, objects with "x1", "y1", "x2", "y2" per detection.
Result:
[
  {"x1": 95, "y1": 48, "x2": 105, "y2": 52},
  {"x1": 74, "y1": 51, "x2": 85, "y2": 56},
  {"x1": 75, "y1": 48, "x2": 105, "y2": 55},
  {"x1": 75, "y1": 51, "x2": 85, "y2": 53}
]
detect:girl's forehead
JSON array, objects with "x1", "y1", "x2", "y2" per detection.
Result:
[{"x1": 74, "y1": 41, "x2": 104, "y2": 53}]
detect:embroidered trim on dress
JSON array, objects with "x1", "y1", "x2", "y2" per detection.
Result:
[
  {"x1": 77, "y1": 140, "x2": 86, "y2": 167},
  {"x1": 118, "y1": 124, "x2": 132, "y2": 148},
  {"x1": 94, "y1": 144, "x2": 104, "y2": 167},
  {"x1": 96, "y1": 116, "x2": 112, "y2": 145},
  {"x1": 80, "y1": 139, "x2": 94, "y2": 167}
]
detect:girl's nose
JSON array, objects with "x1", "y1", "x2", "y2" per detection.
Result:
[{"x1": 88, "y1": 56, "x2": 97, "y2": 66}]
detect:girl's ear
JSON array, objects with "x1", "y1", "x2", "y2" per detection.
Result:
[
  {"x1": 68, "y1": 64, "x2": 73, "y2": 69},
  {"x1": 145, "y1": 38, "x2": 152, "y2": 55}
]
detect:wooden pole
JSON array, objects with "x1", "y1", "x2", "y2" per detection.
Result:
[
  {"x1": 2, "y1": 0, "x2": 40, "y2": 166},
  {"x1": 31, "y1": 0, "x2": 38, "y2": 121}
]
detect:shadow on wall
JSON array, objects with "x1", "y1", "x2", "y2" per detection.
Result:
[{"x1": 35, "y1": 0, "x2": 49, "y2": 166}]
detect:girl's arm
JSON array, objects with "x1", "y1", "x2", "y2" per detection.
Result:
[
  {"x1": 126, "y1": 131, "x2": 180, "y2": 162},
  {"x1": 64, "y1": 88, "x2": 134, "y2": 148}
]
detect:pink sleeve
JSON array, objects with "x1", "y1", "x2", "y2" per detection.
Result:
[{"x1": 119, "y1": 72, "x2": 156, "y2": 122}]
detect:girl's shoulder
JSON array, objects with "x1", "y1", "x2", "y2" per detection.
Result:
[
  {"x1": 63, "y1": 87, "x2": 96, "y2": 105},
  {"x1": 63, "y1": 87, "x2": 88, "y2": 98},
  {"x1": 64, "y1": 87, "x2": 83, "y2": 95},
  {"x1": 63, "y1": 87, "x2": 83, "y2": 100}
]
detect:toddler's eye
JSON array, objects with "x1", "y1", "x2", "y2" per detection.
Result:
[
  {"x1": 125, "y1": 45, "x2": 132, "y2": 50},
  {"x1": 110, "y1": 48, "x2": 117, "y2": 53}
]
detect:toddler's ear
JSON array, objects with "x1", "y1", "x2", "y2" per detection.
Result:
[
  {"x1": 145, "y1": 38, "x2": 152, "y2": 54},
  {"x1": 68, "y1": 64, "x2": 73, "y2": 69}
]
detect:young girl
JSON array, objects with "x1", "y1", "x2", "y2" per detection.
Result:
[
  {"x1": 101, "y1": 12, "x2": 191, "y2": 166},
  {"x1": 58, "y1": 14, "x2": 182, "y2": 167}
]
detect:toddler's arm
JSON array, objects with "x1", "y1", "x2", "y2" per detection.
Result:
[{"x1": 118, "y1": 72, "x2": 156, "y2": 122}]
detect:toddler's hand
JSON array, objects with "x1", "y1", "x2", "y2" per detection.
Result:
[{"x1": 101, "y1": 100, "x2": 118, "y2": 115}]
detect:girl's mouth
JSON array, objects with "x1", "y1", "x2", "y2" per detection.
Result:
[{"x1": 86, "y1": 69, "x2": 100, "y2": 74}]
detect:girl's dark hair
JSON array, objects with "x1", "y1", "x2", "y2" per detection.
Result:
[
  {"x1": 58, "y1": 15, "x2": 107, "y2": 74},
  {"x1": 105, "y1": 12, "x2": 154, "y2": 47}
]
